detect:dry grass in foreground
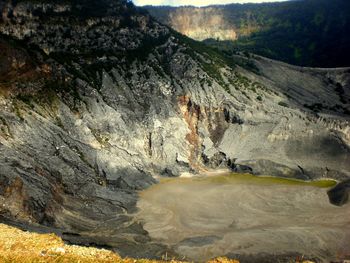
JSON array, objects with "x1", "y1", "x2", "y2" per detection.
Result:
[
  {"x1": 0, "y1": 223, "x2": 239, "y2": 263},
  {"x1": 0, "y1": 223, "x2": 316, "y2": 263}
]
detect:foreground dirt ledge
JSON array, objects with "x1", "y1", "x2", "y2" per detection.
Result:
[{"x1": 0, "y1": 223, "x2": 316, "y2": 263}]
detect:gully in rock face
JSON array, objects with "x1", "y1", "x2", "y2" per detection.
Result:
[{"x1": 0, "y1": 0, "x2": 349, "y2": 262}]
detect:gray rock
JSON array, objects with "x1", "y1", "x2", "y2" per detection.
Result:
[
  {"x1": 0, "y1": 0, "x2": 349, "y2": 259},
  {"x1": 328, "y1": 179, "x2": 350, "y2": 206},
  {"x1": 177, "y1": 236, "x2": 222, "y2": 248}
]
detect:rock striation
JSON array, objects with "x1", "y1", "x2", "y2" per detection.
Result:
[{"x1": 0, "y1": 0, "x2": 349, "y2": 259}]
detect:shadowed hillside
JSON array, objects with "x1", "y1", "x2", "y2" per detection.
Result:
[
  {"x1": 146, "y1": 0, "x2": 350, "y2": 67},
  {"x1": 0, "y1": 0, "x2": 349, "y2": 261}
]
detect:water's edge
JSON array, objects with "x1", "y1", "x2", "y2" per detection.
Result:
[{"x1": 136, "y1": 173, "x2": 350, "y2": 262}]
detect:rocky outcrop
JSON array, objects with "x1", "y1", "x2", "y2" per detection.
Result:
[
  {"x1": 328, "y1": 179, "x2": 350, "y2": 206},
  {"x1": 167, "y1": 7, "x2": 237, "y2": 41},
  {"x1": 146, "y1": 6, "x2": 254, "y2": 42},
  {"x1": 0, "y1": 0, "x2": 349, "y2": 259}
]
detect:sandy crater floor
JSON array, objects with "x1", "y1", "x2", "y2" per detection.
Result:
[{"x1": 136, "y1": 174, "x2": 350, "y2": 262}]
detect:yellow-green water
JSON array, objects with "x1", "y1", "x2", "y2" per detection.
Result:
[
  {"x1": 159, "y1": 173, "x2": 338, "y2": 188},
  {"x1": 205, "y1": 173, "x2": 338, "y2": 188}
]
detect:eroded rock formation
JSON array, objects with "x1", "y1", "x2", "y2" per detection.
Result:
[{"x1": 0, "y1": 0, "x2": 349, "y2": 259}]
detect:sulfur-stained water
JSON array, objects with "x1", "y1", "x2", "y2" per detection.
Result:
[{"x1": 136, "y1": 174, "x2": 350, "y2": 262}]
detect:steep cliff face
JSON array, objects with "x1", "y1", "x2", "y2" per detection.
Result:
[
  {"x1": 0, "y1": 0, "x2": 350, "y2": 259},
  {"x1": 166, "y1": 7, "x2": 237, "y2": 41},
  {"x1": 146, "y1": 5, "x2": 261, "y2": 42}
]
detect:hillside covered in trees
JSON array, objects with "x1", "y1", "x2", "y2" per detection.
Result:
[{"x1": 146, "y1": 0, "x2": 350, "y2": 68}]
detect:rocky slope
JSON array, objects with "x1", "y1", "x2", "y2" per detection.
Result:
[
  {"x1": 146, "y1": 6, "x2": 242, "y2": 42},
  {"x1": 0, "y1": 0, "x2": 349, "y2": 260},
  {"x1": 148, "y1": 6, "x2": 238, "y2": 42}
]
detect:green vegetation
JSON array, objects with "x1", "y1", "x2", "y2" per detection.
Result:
[
  {"x1": 16, "y1": 94, "x2": 36, "y2": 110},
  {"x1": 148, "y1": 0, "x2": 350, "y2": 67},
  {"x1": 304, "y1": 103, "x2": 323, "y2": 113},
  {"x1": 304, "y1": 102, "x2": 350, "y2": 115},
  {"x1": 174, "y1": 30, "x2": 261, "y2": 75},
  {"x1": 12, "y1": 100, "x2": 25, "y2": 121},
  {"x1": 334, "y1": 83, "x2": 348, "y2": 104},
  {"x1": 0, "y1": 116, "x2": 12, "y2": 138},
  {"x1": 50, "y1": 32, "x2": 170, "y2": 91},
  {"x1": 173, "y1": 31, "x2": 233, "y2": 94},
  {"x1": 216, "y1": 0, "x2": 350, "y2": 67},
  {"x1": 127, "y1": 34, "x2": 171, "y2": 62},
  {"x1": 90, "y1": 128, "x2": 110, "y2": 147},
  {"x1": 173, "y1": 30, "x2": 234, "y2": 68},
  {"x1": 278, "y1": 101, "x2": 289, "y2": 108}
]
